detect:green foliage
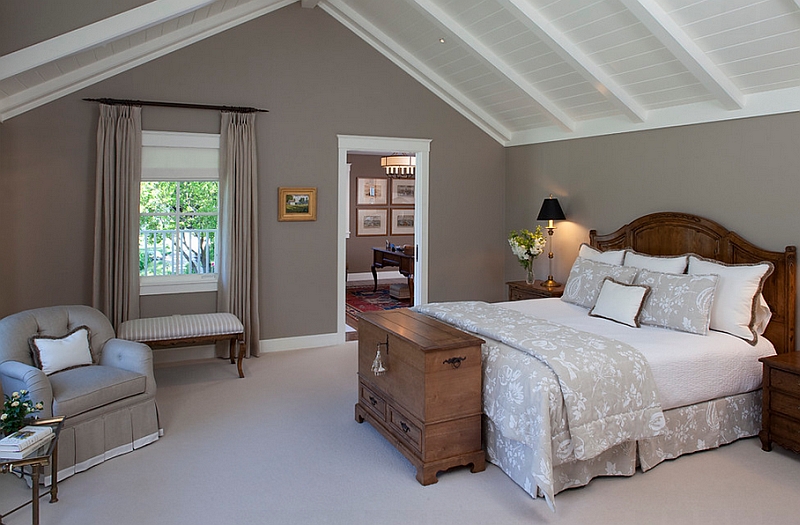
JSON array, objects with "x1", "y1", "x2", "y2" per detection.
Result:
[{"x1": 139, "y1": 181, "x2": 218, "y2": 276}]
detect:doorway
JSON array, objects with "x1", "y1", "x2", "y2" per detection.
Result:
[{"x1": 337, "y1": 135, "x2": 431, "y2": 343}]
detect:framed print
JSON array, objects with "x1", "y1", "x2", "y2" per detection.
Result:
[
  {"x1": 356, "y1": 178, "x2": 388, "y2": 205},
  {"x1": 391, "y1": 209, "x2": 415, "y2": 235},
  {"x1": 357, "y1": 209, "x2": 387, "y2": 236},
  {"x1": 391, "y1": 179, "x2": 415, "y2": 205},
  {"x1": 278, "y1": 187, "x2": 317, "y2": 221}
]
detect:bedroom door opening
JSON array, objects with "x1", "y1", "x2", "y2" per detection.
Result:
[{"x1": 337, "y1": 135, "x2": 431, "y2": 343}]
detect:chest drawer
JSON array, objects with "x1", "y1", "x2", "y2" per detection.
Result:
[
  {"x1": 771, "y1": 369, "x2": 800, "y2": 396},
  {"x1": 388, "y1": 405, "x2": 422, "y2": 452},
  {"x1": 359, "y1": 380, "x2": 386, "y2": 421},
  {"x1": 771, "y1": 390, "x2": 800, "y2": 420}
]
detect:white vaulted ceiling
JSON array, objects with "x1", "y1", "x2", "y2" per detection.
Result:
[{"x1": 2, "y1": 0, "x2": 800, "y2": 145}]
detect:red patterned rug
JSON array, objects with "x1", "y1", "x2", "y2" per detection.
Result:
[{"x1": 345, "y1": 284, "x2": 410, "y2": 319}]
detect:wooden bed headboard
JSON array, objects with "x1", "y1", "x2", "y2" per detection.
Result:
[{"x1": 589, "y1": 212, "x2": 797, "y2": 354}]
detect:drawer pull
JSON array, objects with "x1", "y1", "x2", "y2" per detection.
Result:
[
  {"x1": 369, "y1": 396, "x2": 378, "y2": 407},
  {"x1": 443, "y1": 356, "x2": 467, "y2": 369},
  {"x1": 400, "y1": 421, "x2": 410, "y2": 433}
]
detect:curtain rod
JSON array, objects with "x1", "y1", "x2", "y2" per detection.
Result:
[{"x1": 83, "y1": 97, "x2": 268, "y2": 113}]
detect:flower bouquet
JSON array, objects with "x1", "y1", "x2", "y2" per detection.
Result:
[
  {"x1": 508, "y1": 226, "x2": 546, "y2": 284},
  {"x1": 1, "y1": 390, "x2": 44, "y2": 436}
]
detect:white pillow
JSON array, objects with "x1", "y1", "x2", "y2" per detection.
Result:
[
  {"x1": 754, "y1": 294, "x2": 772, "y2": 335},
  {"x1": 687, "y1": 255, "x2": 774, "y2": 344},
  {"x1": 624, "y1": 250, "x2": 688, "y2": 274},
  {"x1": 578, "y1": 243, "x2": 625, "y2": 265},
  {"x1": 589, "y1": 278, "x2": 650, "y2": 328},
  {"x1": 562, "y1": 257, "x2": 640, "y2": 309},
  {"x1": 29, "y1": 326, "x2": 93, "y2": 376}
]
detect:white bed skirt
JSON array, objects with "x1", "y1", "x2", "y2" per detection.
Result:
[{"x1": 485, "y1": 389, "x2": 761, "y2": 508}]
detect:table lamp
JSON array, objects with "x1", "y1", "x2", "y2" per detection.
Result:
[{"x1": 537, "y1": 195, "x2": 566, "y2": 288}]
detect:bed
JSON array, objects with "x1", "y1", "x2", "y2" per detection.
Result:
[{"x1": 413, "y1": 212, "x2": 796, "y2": 509}]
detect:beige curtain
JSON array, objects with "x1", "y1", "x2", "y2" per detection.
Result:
[
  {"x1": 92, "y1": 104, "x2": 142, "y2": 329},
  {"x1": 217, "y1": 111, "x2": 261, "y2": 357}
]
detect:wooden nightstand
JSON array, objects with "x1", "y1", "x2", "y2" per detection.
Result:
[
  {"x1": 759, "y1": 352, "x2": 800, "y2": 453},
  {"x1": 355, "y1": 309, "x2": 486, "y2": 485},
  {"x1": 507, "y1": 280, "x2": 564, "y2": 301}
]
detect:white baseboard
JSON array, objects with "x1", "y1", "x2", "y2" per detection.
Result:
[{"x1": 260, "y1": 332, "x2": 344, "y2": 353}]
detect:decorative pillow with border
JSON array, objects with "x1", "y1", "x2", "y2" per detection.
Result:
[
  {"x1": 634, "y1": 269, "x2": 718, "y2": 335},
  {"x1": 623, "y1": 250, "x2": 688, "y2": 274},
  {"x1": 562, "y1": 257, "x2": 639, "y2": 309},
  {"x1": 578, "y1": 243, "x2": 626, "y2": 266},
  {"x1": 589, "y1": 278, "x2": 650, "y2": 328},
  {"x1": 29, "y1": 325, "x2": 93, "y2": 376},
  {"x1": 687, "y1": 255, "x2": 774, "y2": 345}
]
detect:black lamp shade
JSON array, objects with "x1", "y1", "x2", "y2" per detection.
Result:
[{"x1": 537, "y1": 197, "x2": 566, "y2": 221}]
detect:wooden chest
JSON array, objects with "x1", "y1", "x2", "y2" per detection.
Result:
[
  {"x1": 760, "y1": 352, "x2": 800, "y2": 453},
  {"x1": 355, "y1": 308, "x2": 486, "y2": 485}
]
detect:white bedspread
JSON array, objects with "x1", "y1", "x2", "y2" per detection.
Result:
[{"x1": 501, "y1": 298, "x2": 775, "y2": 410}]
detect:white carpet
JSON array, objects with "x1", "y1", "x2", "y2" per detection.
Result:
[{"x1": 3, "y1": 342, "x2": 800, "y2": 525}]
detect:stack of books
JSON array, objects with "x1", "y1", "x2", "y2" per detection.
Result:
[{"x1": 0, "y1": 425, "x2": 54, "y2": 460}]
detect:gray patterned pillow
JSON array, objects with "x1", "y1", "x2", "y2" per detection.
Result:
[
  {"x1": 634, "y1": 269, "x2": 718, "y2": 335},
  {"x1": 561, "y1": 257, "x2": 639, "y2": 309}
]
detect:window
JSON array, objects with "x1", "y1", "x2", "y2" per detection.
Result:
[{"x1": 140, "y1": 131, "x2": 220, "y2": 295}]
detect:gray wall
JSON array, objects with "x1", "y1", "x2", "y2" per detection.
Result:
[
  {"x1": 0, "y1": 4, "x2": 507, "y2": 340},
  {"x1": 506, "y1": 112, "x2": 800, "y2": 287}
]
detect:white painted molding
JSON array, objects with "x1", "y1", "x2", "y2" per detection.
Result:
[
  {"x1": 619, "y1": 0, "x2": 743, "y2": 110},
  {"x1": 300, "y1": 0, "x2": 322, "y2": 7},
  {"x1": 498, "y1": 0, "x2": 645, "y2": 123},
  {"x1": 322, "y1": 0, "x2": 512, "y2": 144},
  {"x1": 509, "y1": 84, "x2": 800, "y2": 145},
  {"x1": 0, "y1": 0, "x2": 215, "y2": 82},
  {"x1": 411, "y1": 0, "x2": 575, "y2": 132}
]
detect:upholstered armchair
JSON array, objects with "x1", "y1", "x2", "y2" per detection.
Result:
[{"x1": 0, "y1": 305, "x2": 159, "y2": 482}]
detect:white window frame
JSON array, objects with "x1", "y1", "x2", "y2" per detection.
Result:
[{"x1": 139, "y1": 130, "x2": 221, "y2": 296}]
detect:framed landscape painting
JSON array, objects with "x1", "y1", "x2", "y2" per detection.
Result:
[
  {"x1": 356, "y1": 178, "x2": 388, "y2": 205},
  {"x1": 391, "y1": 209, "x2": 415, "y2": 235},
  {"x1": 391, "y1": 179, "x2": 415, "y2": 205},
  {"x1": 278, "y1": 187, "x2": 317, "y2": 221},
  {"x1": 357, "y1": 209, "x2": 387, "y2": 236}
]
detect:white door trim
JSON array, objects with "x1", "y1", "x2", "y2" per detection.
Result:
[{"x1": 337, "y1": 134, "x2": 431, "y2": 342}]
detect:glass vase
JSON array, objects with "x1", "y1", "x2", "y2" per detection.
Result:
[{"x1": 526, "y1": 261, "x2": 535, "y2": 285}]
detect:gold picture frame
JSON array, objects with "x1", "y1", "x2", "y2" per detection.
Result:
[{"x1": 278, "y1": 187, "x2": 317, "y2": 221}]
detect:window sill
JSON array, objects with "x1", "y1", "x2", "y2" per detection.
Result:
[{"x1": 140, "y1": 275, "x2": 218, "y2": 296}]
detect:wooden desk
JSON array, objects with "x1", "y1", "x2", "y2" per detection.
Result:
[{"x1": 371, "y1": 248, "x2": 414, "y2": 303}]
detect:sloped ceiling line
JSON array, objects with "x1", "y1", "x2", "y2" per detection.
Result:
[
  {"x1": 322, "y1": 0, "x2": 513, "y2": 144},
  {"x1": 411, "y1": 0, "x2": 576, "y2": 132},
  {"x1": 619, "y1": 0, "x2": 744, "y2": 110},
  {"x1": 497, "y1": 0, "x2": 646, "y2": 123},
  {"x1": 0, "y1": 0, "x2": 295, "y2": 122},
  {"x1": 0, "y1": 0, "x2": 216, "y2": 83}
]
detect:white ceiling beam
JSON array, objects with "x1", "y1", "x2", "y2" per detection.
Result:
[
  {"x1": 411, "y1": 0, "x2": 575, "y2": 132},
  {"x1": 0, "y1": 0, "x2": 216, "y2": 82},
  {"x1": 498, "y1": 0, "x2": 645, "y2": 123},
  {"x1": 321, "y1": 0, "x2": 512, "y2": 144},
  {"x1": 301, "y1": 0, "x2": 322, "y2": 7},
  {"x1": 619, "y1": 0, "x2": 743, "y2": 110},
  {"x1": 795, "y1": 0, "x2": 800, "y2": 10},
  {"x1": 0, "y1": 0, "x2": 295, "y2": 122}
]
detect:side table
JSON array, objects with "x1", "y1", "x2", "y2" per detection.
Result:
[
  {"x1": 759, "y1": 352, "x2": 800, "y2": 453},
  {"x1": 507, "y1": 280, "x2": 564, "y2": 301},
  {"x1": 1, "y1": 416, "x2": 64, "y2": 525}
]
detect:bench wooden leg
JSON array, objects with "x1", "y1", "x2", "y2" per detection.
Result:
[{"x1": 237, "y1": 339, "x2": 245, "y2": 378}]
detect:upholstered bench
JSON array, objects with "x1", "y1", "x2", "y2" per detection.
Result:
[{"x1": 118, "y1": 313, "x2": 246, "y2": 378}]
